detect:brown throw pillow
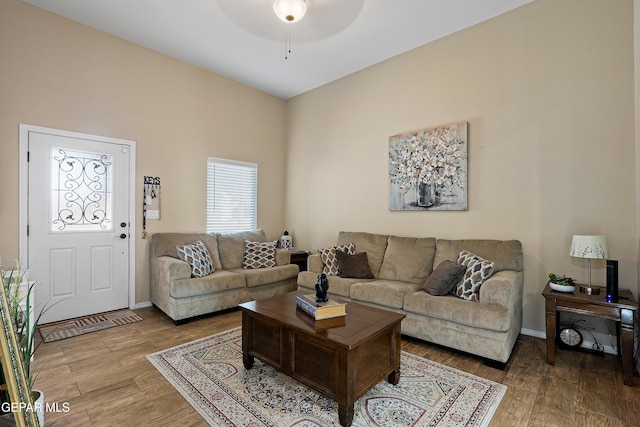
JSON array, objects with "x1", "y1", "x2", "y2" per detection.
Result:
[
  {"x1": 335, "y1": 251, "x2": 374, "y2": 279},
  {"x1": 423, "y1": 260, "x2": 466, "y2": 296}
]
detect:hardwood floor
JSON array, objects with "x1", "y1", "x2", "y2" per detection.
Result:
[{"x1": 32, "y1": 306, "x2": 640, "y2": 426}]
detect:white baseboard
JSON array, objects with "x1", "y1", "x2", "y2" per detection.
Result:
[
  {"x1": 520, "y1": 328, "x2": 545, "y2": 339},
  {"x1": 581, "y1": 339, "x2": 617, "y2": 355},
  {"x1": 134, "y1": 301, "x2": 152, "y2": 309}
]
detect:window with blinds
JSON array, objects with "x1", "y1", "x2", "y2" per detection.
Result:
[{"x1": 206, "y1": 158, "x2": 257, "y2": 233}]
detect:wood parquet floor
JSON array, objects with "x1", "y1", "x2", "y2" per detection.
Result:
[{"x1": 32, "y1": 306, "x2": 640, "y2": 426}]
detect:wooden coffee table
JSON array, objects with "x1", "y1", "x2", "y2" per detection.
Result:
[{"x1": 239, "y1": 291, "x2": 405, "y2": 427}]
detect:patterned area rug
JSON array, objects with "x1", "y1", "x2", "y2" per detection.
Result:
[
  {"x1": 147, "y1": 327, "x2": 506, "y2": 427},
  {"x1": 39, "y1": 309, "x2": 143, "y2": 342}
]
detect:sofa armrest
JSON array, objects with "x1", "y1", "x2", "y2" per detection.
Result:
[
  {"x1": 150, "y1": 255, "x2": 192, "y2": 320},
  {"x1": 275, "y1": 249, "x2": 291, "y2": 266},
  {"x1": 479, "y1": 270, "x2": 523, "y2": 311},
  {"x1": 152, "y1": 256, "x2": 191, "y2": 284},
  {"x1": 307, "y1": 254, "x2": 323, "y2": 274}
]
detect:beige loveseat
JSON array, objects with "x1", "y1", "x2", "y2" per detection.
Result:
[
  {"x1": 150, "y1": 229, "x2": 298, "y2": 324},
  {"x1": 297, "y1": 231, "x2": 523, "y2": 364}
]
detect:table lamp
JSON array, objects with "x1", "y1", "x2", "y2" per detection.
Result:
[{"x1": 569, "y1": 235, "x2": 609, "y2": 295}]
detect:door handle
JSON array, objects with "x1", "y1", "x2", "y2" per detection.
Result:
[{"x1": 115, "y1": 233, "x2": 127, "y2": 239}]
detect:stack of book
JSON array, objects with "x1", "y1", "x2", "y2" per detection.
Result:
[
  {"x1": 295, "y1": 310, "x2": 346, "y2": 330},
  {"x1": 295, "y1": 294, "x2": 346, "y2": 320}
]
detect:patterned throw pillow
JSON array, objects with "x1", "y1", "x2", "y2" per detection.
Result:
[
  {"x1": 319, "y1": 243, "x2": 355, "y2": 276},
  {"x1": 176, "y1": 240, "x2": 215, "y2": 278},
  {"x1": 243, "y1": 240, "x2": 277, "y2": 269},
  {"x1": 453, "y1": 250, "x2": 495, "y2": 302}
]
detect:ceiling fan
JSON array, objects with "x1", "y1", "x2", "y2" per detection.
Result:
[{"x1": 215, "y1": 0, "x2": 366, "y2": 44}]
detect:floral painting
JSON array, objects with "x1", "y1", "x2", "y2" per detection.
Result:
[{"x1": 389, "y1": 122, "x2": 467, "y2": 210}]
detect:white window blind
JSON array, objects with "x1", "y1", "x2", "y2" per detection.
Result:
[{"x1": 206, "y1": 158, "x2": 257, "y2": 233}]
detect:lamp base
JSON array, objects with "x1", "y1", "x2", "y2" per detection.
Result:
[{"x1": 579, "y1": 285, "x2": 600, "y2": 295}]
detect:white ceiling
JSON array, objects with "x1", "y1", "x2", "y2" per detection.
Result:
[{"x1": 21, "y1": 0, "x2": 533, "y2": 99}]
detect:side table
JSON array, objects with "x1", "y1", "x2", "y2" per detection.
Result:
[
  {"x1": 542, "y1": 283, "x2": 638, "y2": 386},
  {"x1": 289, "y1": 250, "x2": 310, "y2": 272}
]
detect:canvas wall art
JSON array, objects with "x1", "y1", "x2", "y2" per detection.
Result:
[{"x1": 389, "y1": 121, "x2": 468, "y2": 211}]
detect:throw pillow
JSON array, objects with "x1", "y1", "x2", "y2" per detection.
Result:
[
  {"x1": 336, "y1": 251, "x2": 374, "y2": 279},
  {"x1": 176, "y1": 240, "x2": 215, "y2": 278},
  {"x1": 453, "y1": 250, "x2": 495, "y2": 302},
  {"x1": 423, "y1": 260, "x2": 466, "y2": 296},
  {"x1": 319, "y1": 243, "x2": 355, "y2": 276},
  {"x1": 243, "y1": 240, "x2": 277, "y2": 269}
]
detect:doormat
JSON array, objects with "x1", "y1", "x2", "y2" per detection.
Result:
[
  {"x1": 39, "y1": 309, "x2": 143, "y2": 343},
  {"x1": 147, "y1": 327, "x2": 506, "y2": 427}
]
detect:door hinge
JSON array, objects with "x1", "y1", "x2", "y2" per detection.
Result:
[
  {"x1": 27, "y1": 225, "x2": 29, "y2": 236},
  {"x1": 27, "y1": 151, "x2": 29, "y2": 162}
]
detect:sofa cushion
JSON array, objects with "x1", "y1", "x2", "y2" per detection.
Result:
[
  {"x1": 350, "y1": 279, "x2": 422, "y2": 309},
  {"x1": 176, "y1": 240, "x2": 215, "y2": 278},
  {"x1": 297, "y1": 271, "x2": 368, "y2": 298},
  {"x1": 378, "y1": 236, "x2": 436, "y2": 285},
  {"x1": 336, "y1": 251, "x2": 374, "y2": 279},
  {"x1": 336, "y1": 232, "x2": 389, "y2": 277},
  {"x1": 319, "y1": 243, "x2": 355, "y2": 275},
  {"x1": 170, "y1": 270, "x2": 246, "y2": 299},
  {"x1": 434, "y1": 239, "x2": 522, "y2": 273},
  {"x1": 243, "y1": 240, "x2": 277, "y2": 269},
  {"x1": 423, "y1": 260, "x2": 466, "y2": 296},
  {"x1": 230, "y1": 264, "x2": 299, "y2": 288},
  {"x1": 217, "y1": 229, "x2": 267, "y2": 269},
  {"x1": 151, "y1": 233, "x2": 223, "y2": 270},
  {"x1": 403, "y1": 291, "x2": 510, "y2": 332},
  {"x1": 453, "y1": 250, "x2": 495, "y2": 302}
]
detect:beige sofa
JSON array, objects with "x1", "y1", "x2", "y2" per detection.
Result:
[
  {"x1": 297, "y1": 231, "x2": 523, "y2": 364},
  {"x1": 150, "y1": 229, "x2": 298, "y2": 324}
]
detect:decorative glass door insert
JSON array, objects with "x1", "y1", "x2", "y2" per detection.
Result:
[{"x1": 50, "y1": 147, "x2": 113, "y2": 232}]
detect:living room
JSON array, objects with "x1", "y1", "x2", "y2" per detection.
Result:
[{"x1": 0, "y1": 0, "x2": 638, "y2": 425}]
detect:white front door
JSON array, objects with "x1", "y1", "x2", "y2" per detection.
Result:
[{"x1": 24, "y1": 126, "x2": 134, "y2": 324}]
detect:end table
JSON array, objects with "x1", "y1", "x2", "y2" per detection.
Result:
[
  {"x1": 289, "y1": 250, "x2": 309, "y2": 272},
  {"x1": 542, "y1": 283, "x2": 638, "y2": 386}
]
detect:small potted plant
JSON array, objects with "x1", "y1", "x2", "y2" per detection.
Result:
[{"x1": 548, "y1": 272, "x2": 576, "y2": 292}]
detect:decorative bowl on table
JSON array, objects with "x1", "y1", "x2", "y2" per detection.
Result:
[
  {"x1": 549, "y1": 282, "x2": 575, "y2": 293},
  {"x1": 548, "y1": 273, "x2": 576, "y2": 293}
]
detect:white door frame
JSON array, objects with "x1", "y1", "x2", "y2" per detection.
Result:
[{"x1": 18, "y1": 124, "x2": 137, "y2": 312}]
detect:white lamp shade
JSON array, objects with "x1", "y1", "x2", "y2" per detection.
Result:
[
  {"x1": 569, "y1": 235, "x2": 609, "y2": 259},
  {"x1": 273, "y1": 0, "x2": 307, "y2": 22}
]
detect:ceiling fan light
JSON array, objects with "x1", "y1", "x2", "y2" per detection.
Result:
[{"x1": 273, "y1": 0, "x2": 307, "y2": 23}]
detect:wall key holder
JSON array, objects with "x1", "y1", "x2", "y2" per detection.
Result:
[{"x1": 142, "y1": 176, "x2": 161, "y2": 239}]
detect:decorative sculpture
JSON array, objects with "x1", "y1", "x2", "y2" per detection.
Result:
[{"x1": 315, "y1": 273, "x2": 329, "y2": 303}]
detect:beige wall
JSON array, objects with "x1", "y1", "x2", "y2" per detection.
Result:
[
  {"x1": 286, "y1": 0, "x2": 636, "y2": 333},
  {"x1": 0, "y1": 0, "x2": 287, "y2": 304},
  {"x1": 636, "y1": 0, "x2": 640, "y2": 308},
  {"x1": 0, "y1": 0, "x2": 636, "y2": 336}
]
